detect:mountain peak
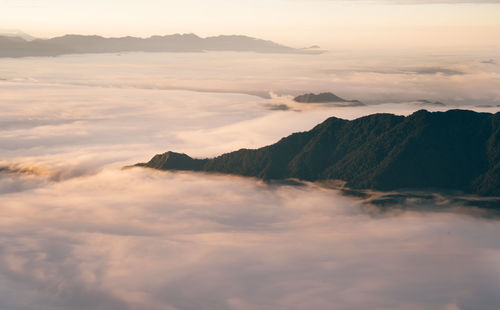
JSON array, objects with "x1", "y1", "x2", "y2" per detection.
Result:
[
  {"x1": 137, "y1": 152, "x2": 206, "y2": 171},
  {"x1": 136, "y1": 109, "x2": 500, "y2": 196},
  {"x1": 294, "y1": 92, "x2": 363, "y2": 105}
]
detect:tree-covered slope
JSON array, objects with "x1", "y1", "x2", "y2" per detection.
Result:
[{"x1": 137, "y1": 110, "x2": 500, "y2": 196}]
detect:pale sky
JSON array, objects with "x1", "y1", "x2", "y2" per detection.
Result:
[{"x1": 1, "y1": 0, "x2": 500, "y2": 49}]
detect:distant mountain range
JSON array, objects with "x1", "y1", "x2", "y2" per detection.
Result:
[
  {"x1": 0, "y1": 33, "x2": 319, "y2": 58},
  {"x1": 294, "y1": 92, "x2": 364, "y2": 106},
  {"x1": 136, "y1": 110, "x2": 500, "y2": 196}
]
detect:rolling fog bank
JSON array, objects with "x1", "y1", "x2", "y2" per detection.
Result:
[{"x1": 1, "y1": 51, "x2": 499, "y2": 309}]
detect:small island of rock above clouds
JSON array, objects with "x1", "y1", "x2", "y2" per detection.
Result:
[
  {"x1": 136, "y1": 109, "x2": 500, "y2": 197},
  {"x1": 293, "y1": 92, "x2": 364, "y2": 106}
]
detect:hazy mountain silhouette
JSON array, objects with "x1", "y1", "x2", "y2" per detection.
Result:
[
  {"x1": 294, "y1": 92, "x2": 364, "y2": 106},
  {"x1": 0, "y1": 36, "x2": 74, "y2": 57},
  {"x1": 0, "y1": 29, "x2": 37, "y2": 41},
  {"x1": 137, "y1": 110, "x2": 500, "y2": 196},
  {"x1": 0, "y1": 34, "x2": 317, "y2": 58}
]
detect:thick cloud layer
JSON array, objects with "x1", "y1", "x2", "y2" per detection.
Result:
[
  {"x1": 1, "y1": 50, "x2": 499, "y2": 107},
  {"x1": 1, "y1": 169, "x2": 500, "y2": 310},
  {"x1": 0, "y1": 52, "x2": 500, "y2": 309}
]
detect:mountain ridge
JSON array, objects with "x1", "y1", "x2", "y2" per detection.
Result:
[
  {"x1": 0, "y1": 33, "x2": 319, "y2": 58},
  {"x1": 136, "y1": 109, "x2": 500, "y2": 196}
]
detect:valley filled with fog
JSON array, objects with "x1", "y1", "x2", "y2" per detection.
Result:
[{"x1": 1, "y1": 51, "x2": 500, "y2": 310}]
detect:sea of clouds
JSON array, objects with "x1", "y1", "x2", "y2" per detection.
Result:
[{"x1": 0, "y1": 51, "x2": 499, "y2": 309}]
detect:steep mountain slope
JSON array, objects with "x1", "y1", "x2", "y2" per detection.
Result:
[{"x1": 137, "y1": 110, "x2": 500, "y2": 196}]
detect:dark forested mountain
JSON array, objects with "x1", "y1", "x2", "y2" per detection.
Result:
[
  {"x1": 0, "y1": 34, "x2": 314, "y2": 58},
  {"x1": 137, "y1": 110, "x2": 500, "y2": 196},
  {"x1": 294, "y1": 92, "x2": 363, "y2": 105}
]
